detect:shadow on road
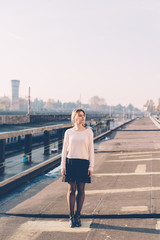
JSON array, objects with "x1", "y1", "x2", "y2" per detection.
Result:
[
  {"x1": 1, "y1": 212, "x2": 160, "y2": 234},
  {"x1": 1, "y1": 212, "x2": 160, "y2": 219},
  {"x1": 90, "y1": 222, "x2": 160, "y2": 234}
]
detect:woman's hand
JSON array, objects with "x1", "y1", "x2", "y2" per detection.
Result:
[
  {"x1": 61, "y1": 168, "x2": 66, "y2": 176},
  {"x1": 88, "y1": 170, "x2": 93, "y2": 177}
]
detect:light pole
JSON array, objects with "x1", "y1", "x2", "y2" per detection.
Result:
[{"x1": 28, "y1": 87, "x2": 31, "y2": 115}]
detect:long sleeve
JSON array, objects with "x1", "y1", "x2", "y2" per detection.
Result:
[
  {"x1": 61, "y1": 130, "x2": 69, "y2": 170},
  {"x1": 88, "y1": 130, "x2": 94, "y2": 171},
  {"x1": 61, "y1": 128, "x2": 94, "y2": 171}
]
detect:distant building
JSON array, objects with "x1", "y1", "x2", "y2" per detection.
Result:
[
  {"x1": 11, "y1": 80, "x2": 20, "y2": 110},
  {"x1": 0, "y1": 96, "x2": 11, "y2": 110}
]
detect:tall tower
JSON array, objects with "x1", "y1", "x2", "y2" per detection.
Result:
[{"x1": 11, "y1": 80, "x2": 20, "y2": 110}]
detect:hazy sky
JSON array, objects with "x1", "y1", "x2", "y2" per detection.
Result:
[{"x1": 0, "y1": 0, "x2": 160, "y2": 109}]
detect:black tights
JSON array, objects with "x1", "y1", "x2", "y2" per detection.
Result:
[{"x1": 67, "y1": 182, "x2": 85, "y2": 214}]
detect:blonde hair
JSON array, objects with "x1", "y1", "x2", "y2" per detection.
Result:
[{"x1": 71, "y1": 108, "x2": 86, "y2": 125}]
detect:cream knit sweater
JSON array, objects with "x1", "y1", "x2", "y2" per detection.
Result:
[{"x1": 61, "y1": 127, "x2": 94, "y2": 171}]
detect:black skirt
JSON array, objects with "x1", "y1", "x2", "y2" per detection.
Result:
[{"x1": 62, "y1": 158, "x2": 91, "y2": 183}]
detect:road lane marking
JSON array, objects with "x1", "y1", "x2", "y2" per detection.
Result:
[
  {"x1": 85, "y1": 187, "x2": 160, "y2": 195},
  {"x1": 119, "y1": 155, "x2": 152, "y2": 158},
  {"x1": 135, "y1": 164, "x2": 146, "y2": 173},
  {"x1": 7, "y1": 220, "x2": 92, "y2": 240},
  {"x1": 94, "y1": 172, "x2": 160, "y2": 176},
  {"x1": 110, "y1": 151, "x2": 160, "y2": 156},
  {"x1": 121, "y1": 206, "x2": 148, "y2": 212},
  {"x1": 154, "y1": 144, "x2": 160, "y2": 149},
  {"x1": 156, "y1": 221, "x2": 160, "y2": 229},
  {"x1": 106, "y1": 158, "x2": 158, "y2": 162}
]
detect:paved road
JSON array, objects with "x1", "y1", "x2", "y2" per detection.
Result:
[{"x1": 1, "y1": 117, "x2": 160, "y2": 239}]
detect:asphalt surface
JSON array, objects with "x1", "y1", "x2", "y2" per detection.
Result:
[{"x1": 1, "y1": 117, "x2": 160, "y2": 239}]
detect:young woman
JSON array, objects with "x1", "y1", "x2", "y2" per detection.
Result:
[{"x1": 61, "y1": 108, "x2": 94, "y2": 228}]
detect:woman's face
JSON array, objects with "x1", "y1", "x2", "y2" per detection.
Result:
[{"x1": 75, "y1": 111, "x2": 86, "y2": 125}]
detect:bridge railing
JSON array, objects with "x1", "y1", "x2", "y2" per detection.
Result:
[{"x1": 0, "y1": 118, "x2": 112, "y2": 174}]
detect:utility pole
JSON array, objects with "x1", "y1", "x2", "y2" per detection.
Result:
[
  {"x1": 28, "y1": 87, "x2": 31, "y2": 115},
  {"x1": 109, "y1": 105, "x2": 112, "y2": 117},
  {"x1": 132, "y1": 109, "x2": 135, "y2": 119},
  {"x1": 122, "y1": 107, "x2": 125, "y2": 121},
  {"x1": 79, "y1": 94, "x2": 82, "y2": 108}
]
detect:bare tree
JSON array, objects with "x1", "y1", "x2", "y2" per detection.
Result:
[
  {"x1": 144, "y1": 99, "x2": 155, "y2": 113},
  {"x1": 0, "y1": 97, "x2": 11, "y2": 110},
  {"x1": 156, "y1": 98, "x2": 160, "y2": 113},
  {"x1": 44, "y1": 99, "x2": 55, "y2": 109}
]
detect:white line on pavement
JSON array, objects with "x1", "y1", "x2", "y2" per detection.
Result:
[
  {"x1": 94, "y1": 172, "x2": 160, "y2": 177},
  {"x1": 154, "y1": 144, "x2": 160, "y2": 149},
  {"x1": 121, "y1": 206, "x2": 148, "y2": 212},
  {"x1": 110, "y1": 151, "x2": 160, "y2": 156},
  {"x1": 106, "y1": 158, "x2": 160, "y2": 163},
  {"x1": 119, "y1": 155, "x2": 152, "y2": 158},
  {"x1": 85, "y1": 187, "x2": 160, "y2": 195},
  {"x1": 135, "y1": 164, "x2": 146, "y2": 173},
  {"x1": 156, "y1": 221, "x2": 160, "y2": 229}
]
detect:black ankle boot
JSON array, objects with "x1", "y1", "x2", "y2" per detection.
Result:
[
  {"x1": 75, "y1": 211, "x2": 81, "y2": 227},
  {"x1": 69, "y1": 211, "x2": 75, "y2": 228}
]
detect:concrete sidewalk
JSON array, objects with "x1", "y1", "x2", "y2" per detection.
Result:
[{"x1": 1, "y1": 117, "x2": 160, "y2": 240}]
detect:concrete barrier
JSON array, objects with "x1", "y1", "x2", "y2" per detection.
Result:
[
  {"x1": 0, "y1": 113, "x2": 107, "y2": 125},
  {"x1": 0, "y1": 115, "x2": 30, "y2": 125}
]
